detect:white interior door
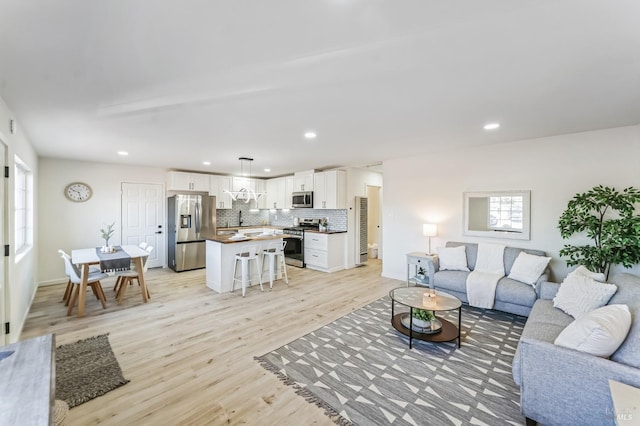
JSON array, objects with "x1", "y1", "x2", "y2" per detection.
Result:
[
  {"x1": 366, "y1": 185, "x2": 382, "y2": 260},
  {"x1": 0, "y1": 140, "x2": 6, "y2": 345},
  {"x1": 121, "y1": 183, "x2": 165, "y2": 268}
]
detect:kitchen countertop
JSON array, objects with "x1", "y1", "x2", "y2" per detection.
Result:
[
  {"x1": 217, "y1": 225, "x2": 285, "y2": 231},
  {"x1": 207, "y1": 233, "x2": 289, "y2": 244}
]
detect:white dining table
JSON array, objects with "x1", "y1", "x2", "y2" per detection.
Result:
[{"x1": 71, "y1": 245, "x2": 150, "y2": 317}]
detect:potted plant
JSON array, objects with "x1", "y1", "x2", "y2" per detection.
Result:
[
  {"x1": 100, "y1": 222, "x2": 115, "y2": 250},
  {"x1": 412, "y1": 308, "x2": 435, "y2": 329},
  {"x1": 558, "y1": 185, "x2": 640, "y2": 279}
]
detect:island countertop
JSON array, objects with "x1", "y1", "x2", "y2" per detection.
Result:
[{"x1": 207, "y1": 233, "x2": 291, "y2": 244}]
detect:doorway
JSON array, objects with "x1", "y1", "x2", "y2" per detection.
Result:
[
  {"x1": 121, "y1": 183, "x2": 165, "y2": 268},
  {"x1": 0, "y1": 140, "x2": 6, "y2": 345},
  {"x1": 366, "y1": 185, "x2": 382, "y2": 260}
]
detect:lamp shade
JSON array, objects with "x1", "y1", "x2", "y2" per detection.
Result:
[{"x1": 423, "y1": 223, "x2": 437, "y2": 237}]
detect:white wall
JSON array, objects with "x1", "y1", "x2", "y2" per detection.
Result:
[
  {"x1": 0, "y1": 96, "x2": 39, "y2": 343},
  {"x1": 382, "y1": 125, "x2": 640, "y2": 282},
  {"x1": 38, "y1": 158, "x2": 168, "y2": 285},
  {"x1": 345, "y1": 167, "x2": 383, "y2": 268}
]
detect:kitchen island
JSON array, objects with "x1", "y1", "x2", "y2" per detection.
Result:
[{"x1": 206, "y1": 230, "x2": 286, "y2": 294}]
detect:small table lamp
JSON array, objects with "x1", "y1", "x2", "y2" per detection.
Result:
[{"x1": 423, "y1": 223, "x2": 437, "y2": 255}]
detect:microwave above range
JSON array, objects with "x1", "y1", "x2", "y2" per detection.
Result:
[{"x1": 292, "y1": 191, "x2": 313, "y2": 208}]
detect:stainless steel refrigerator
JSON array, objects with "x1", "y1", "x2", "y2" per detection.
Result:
[{"x1": 168, "y1": 194, "x2": 216, "y2": 272}]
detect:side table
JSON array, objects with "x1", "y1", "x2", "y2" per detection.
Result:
[{"x1": 406, "y1": 252, "x2": 437, "y2": 287}]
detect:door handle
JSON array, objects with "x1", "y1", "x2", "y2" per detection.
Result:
[{"x1": 155, "y1": 231, "x2": 162, "y2": 234}]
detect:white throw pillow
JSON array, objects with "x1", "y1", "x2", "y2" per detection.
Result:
[
  {"x1": 553, "y1": 271, "x2": 617, "y2": 318},
  {"x1": 508, "y1": 252, "x2": 551, "y2": 285},
  {"x1": 554, "y1": 304, "x2": 632, "y2": 357},
  {"x1": 572, "y1": 265, "x2": 606, "y2": 282},
  {"x1": 437, "y1": 246, "x2": 469, "y2": 271}
]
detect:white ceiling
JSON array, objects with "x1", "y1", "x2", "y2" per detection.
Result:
[{"x1": 0, "y1": 1, "x2": 639, "y2": 177}]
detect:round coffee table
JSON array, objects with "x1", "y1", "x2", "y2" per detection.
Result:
[{"x1": 389, "y1": 287, "x2": 462, "y2": 349}]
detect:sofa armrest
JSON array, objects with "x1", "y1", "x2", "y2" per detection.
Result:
[
  {"x1": 538, "y1": 280, "x2": 560, "y2": 300},
  {"x1": 518, "y1": 337, "x2": 640, "y2": 425}
]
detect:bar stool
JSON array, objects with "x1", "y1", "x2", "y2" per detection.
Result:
[
  {"x1": 232, "y1": 245, "x2": 263, "y2": 297},
  {"x1": 261, "y1": 241, "x2": 288, "y2": 289}
]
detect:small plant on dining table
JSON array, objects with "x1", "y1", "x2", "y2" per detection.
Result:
[{"x1": 100, "y1": 222, "x2": 115, "y2": 248}]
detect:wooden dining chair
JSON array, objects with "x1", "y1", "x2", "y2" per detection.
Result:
[
  {"x1": 60, "y1": 253, "x2": 110, "y2": 316},
  {"x1": 115, "y1": 245, "x2": 154, "y2": 303}
]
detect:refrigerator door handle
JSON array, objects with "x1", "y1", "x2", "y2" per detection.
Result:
[{"x1": 195, "y1": 202, "x2": 201, "y2": 234}]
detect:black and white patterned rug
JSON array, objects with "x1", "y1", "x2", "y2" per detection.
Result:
[{"x1": 256, "y1": 297, "x2": 527, "y2": 425}]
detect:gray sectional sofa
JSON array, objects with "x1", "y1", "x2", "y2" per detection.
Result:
[
  {"x1": 512, "y1": 273, "x2": 640, "y2": 426},
  {"x1": 425, "y1": 241, "x2": 550, "y2": 317}
]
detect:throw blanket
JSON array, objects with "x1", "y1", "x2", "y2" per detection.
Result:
[
  {"x1": 466, "y1": 243, "x2": 505, "y2": 309},
  {"x1": 95, "y1": 246, "x2": 131, "y2": 272}
]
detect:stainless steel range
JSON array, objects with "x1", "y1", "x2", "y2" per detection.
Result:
[{"x1": 282, "y1": 218, "x2": 320, "y2": 268}]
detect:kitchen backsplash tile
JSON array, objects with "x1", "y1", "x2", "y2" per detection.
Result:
[
  {"x1": 216, "y1": 203, "x2": 269, "y2": 228},
  {"x1": 269, "y1": 209, "x2": 348, "y2": 231},
  {"x1": 216, "y1": 201, "x2": 347, "y2": 231}
]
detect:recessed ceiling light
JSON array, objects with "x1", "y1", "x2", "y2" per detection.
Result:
[
  {"x1": 203, "y1": 161, "x2": 211, "y2": 166},
  {"x1": 483, "y1": 123, "x2": 500, "y2": 130},
  {"x1": 304, "y1": 131, "x2": 317, "y2": 139},
  {"x1": 264, "y1": 168, "x2": 271, "y2": 172},
  {"x1": 117, "y1": 151, "x2": 129, "y2": 156}
]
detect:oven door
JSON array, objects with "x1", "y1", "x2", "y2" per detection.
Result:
[{"x1": 283, "y1": 235, "x2": 304, "y2": 267}]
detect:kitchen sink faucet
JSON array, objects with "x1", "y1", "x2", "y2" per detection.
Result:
[{"x1": 239, "y1": 210, "x2": 243, "y2": 227}]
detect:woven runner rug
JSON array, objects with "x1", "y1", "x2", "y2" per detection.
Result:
[
  {"x1": 56, "y1": 334, "x2": 129, "y2": 408},
  {"x1": 256, "y1": 297, "x2": 527, "y2": 425}
]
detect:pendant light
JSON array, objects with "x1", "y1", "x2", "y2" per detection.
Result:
[{"x1": 224, "y1": 157, "x2": 265, "y2": 203}]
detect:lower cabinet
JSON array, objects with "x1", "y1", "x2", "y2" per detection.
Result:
[{"x1": 304, "y1": 232, "x2": 345, "y2": 272}]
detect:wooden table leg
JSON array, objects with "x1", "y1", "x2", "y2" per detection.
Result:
[
  {"x1": 77, "y1": 264, "x2": 89, "y2": 317},
  {"x1": 134, "y1": 257, "x2": 149, "y2": 303}
]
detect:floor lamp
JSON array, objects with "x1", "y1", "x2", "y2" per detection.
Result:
[{"x1": 423, "y1": 223, "x2": 437, "y2": 255}]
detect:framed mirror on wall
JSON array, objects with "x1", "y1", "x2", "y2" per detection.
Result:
[{"x1": 463, "y1": 191, "x2": 531, "y2": 240}]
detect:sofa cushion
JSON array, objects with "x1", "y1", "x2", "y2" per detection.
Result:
[
  {"x1": 525, "y1": 299, "x2": 575, "y2": 329},
  {"x1": 495, "y1": 277, "x2": 537, "y2": 307},
  {"x1": 437, "y1": 246, "x2": 469, "y2": 271},
  {"x1": 608, "y1": 274, "x2": 640, "y2": 369},
  {"x1": 434, "y1": 271, "x2": 469, "y2": 294},
  {"x1": 554, "y1": 304, "x2": 632, "y2": 357},
  {"x1": 508, "y1": 252, "x2": 551, "y2": 285},
  {"x1": 512, "y1": 299, "x2": 575, "y2": 386},
  {"x1": 553, "y1": 271, "x2": 617, "y2": 318}
]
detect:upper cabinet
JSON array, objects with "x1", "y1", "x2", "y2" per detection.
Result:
[
  {"x1": 167, "y1": 171, "x2": 210, "y2": 192},
  {"x1": 232, "y1": 177, "x2": 256, "y2": 192},
  {"x1": 284, "y1": 176, "x2": 294, "y2": 209},
  {"x1": 314, "y1": 170, "x2": 346, "y2": 209},
  {"x1": 266, "y1": 177, "x2": 287, "y2": 209},
  {"x1": 254, "y1": 179, "x2": 267, "y2": 210},
  {"x1": 209, "y1": 175, "x2": 233, "y2": 209},
  {"x1": 293, "y1": 170, "x2": 315, "y2": 192}
]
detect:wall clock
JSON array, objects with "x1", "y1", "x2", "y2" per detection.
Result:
[{"x1": 64, "y1": 182, "x2": 93, "y2": 202}]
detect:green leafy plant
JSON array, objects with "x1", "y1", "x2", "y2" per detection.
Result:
[
  {"x1": 100, "y1": 222, "x2": 115, "y2": 246},
  {"x1": 558, "y1": 185, "x2": 640, "y2": 279},
  {"x1": 413, "y1": 309, "x2": 435, "y2": 322}
]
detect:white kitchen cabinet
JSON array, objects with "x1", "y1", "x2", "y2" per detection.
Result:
[
  {"x1": 313, "y1": 170, "x2": 346, "y2": 209},
  {"x1": 167, "y1": 171, "x2": 210, "y2": 192},
  {"x1": 266, "y1": 177, "x2": 286, "y2": 209},
  {"x1": 232, "y1": 176, "x2": 256, "y2": 192},
  {"x1": 304, "y1": 232, "x2": 345, "y2": 272},
  {"x1": 254, "y1": 179, "x2": 267, "y2": 209},
  {"x1": 209, "y1": 175, "x2": 233, "y2": 209},
  {"x1": 293, "y1": 170, "x2": 314, "y2": 192},
  {"x1": 284, "y1": 176, "x2": 294, "y2": 209}
]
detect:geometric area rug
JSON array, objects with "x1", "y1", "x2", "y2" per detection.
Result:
[
  {"x1": 56, "y1": 334, "x2": 129, "y2": 408},
  {"x1": 256, "y1": 297, "x2": 527, "y2": 425}
]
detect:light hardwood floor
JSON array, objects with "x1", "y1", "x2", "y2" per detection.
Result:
[{"x1": 22, "y1": 259, "x2": 401, "y2": 425}]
